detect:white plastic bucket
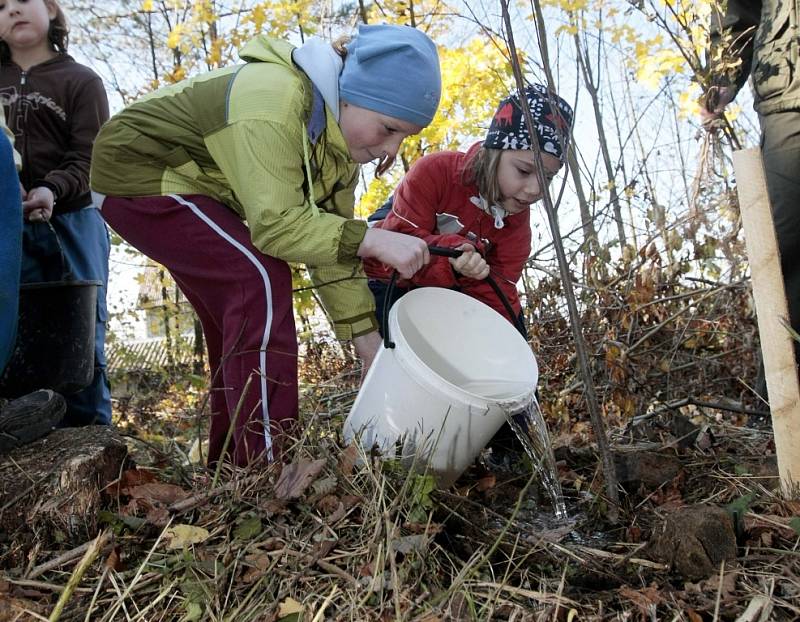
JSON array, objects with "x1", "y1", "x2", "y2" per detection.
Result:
[{"x1": 343, "y1": 287, "x2": 538, "y2": 487}]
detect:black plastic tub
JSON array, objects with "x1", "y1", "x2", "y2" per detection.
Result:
[{"x1": 0, "y1": 279, "x2": 100, "y2": 398}]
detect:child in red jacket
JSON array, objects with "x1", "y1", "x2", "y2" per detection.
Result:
[{"x1": 364, "y1": 84, "x2": 573, "y2": 334}]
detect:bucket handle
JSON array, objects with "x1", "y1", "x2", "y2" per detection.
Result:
[
  {"x1": 381, "y1": 246, "x2": 526, "y2": 350},
  {"x1": 43, "y1": 220, "x2": 75, "y2": 281}
]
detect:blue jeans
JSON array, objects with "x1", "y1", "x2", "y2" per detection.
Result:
[
  {"x1": 0, "y1": 138, "x2": 20, "y2": 375},
  {"x1": 21, "y1": 207, "x2": 112, "y2": 425}
]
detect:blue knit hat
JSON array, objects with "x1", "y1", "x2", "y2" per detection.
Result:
[{"x1": 339, "y1": 24, "x2": 441, "y2": 127}]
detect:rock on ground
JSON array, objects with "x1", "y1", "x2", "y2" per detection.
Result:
[{"x1": 646, "y1": 504, "x2": 737, "y2": 581}]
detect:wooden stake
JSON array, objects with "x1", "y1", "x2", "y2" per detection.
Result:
[{"x1": 733, "y1": 148, "x2": 800, "y2": 497}]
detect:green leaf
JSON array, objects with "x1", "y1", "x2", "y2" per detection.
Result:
[
  {"x1": 411, "y1": 474, "x2": 436, "y2": 509},
  {"x1": 234, "y1": 515, "x2": 263, "y2": 541},
  {"x1": 789, "y1": 517, "x2": 800, "y2": 537},
  {"x1": 725, "y1": 492, "x2": 757, "y2": 518},
  {"x1": 180, "y1": 601, "x2": 203, "y2": 622},
  {"x1": 725, "y1": 492, "x2": 758, "y2": 535}
]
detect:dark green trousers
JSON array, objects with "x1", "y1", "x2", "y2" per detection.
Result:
[{"x1": 760, "y1": 110, "x2": 800, "y2": 364}]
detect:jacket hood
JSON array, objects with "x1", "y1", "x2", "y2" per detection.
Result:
[
  {"x1": 291, "y1": 38, "x2": 342, "y2": 122},
  {"x1": 239, "y1": 35, "x2": 296, "y2": 66},
  {"x1": 239, "y1": 36, "x2": 342, "y2": 122}
]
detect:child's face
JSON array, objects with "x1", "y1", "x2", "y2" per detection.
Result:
[
  {"x1": 339, "y1": 102, "x2": 423, "y2": 166},
  {"x1": 496, "y1": 150, "x2": 562, "y2": 214},
  {"x1": 0, "y1": 0, "x2": 55, "y2": 53}
]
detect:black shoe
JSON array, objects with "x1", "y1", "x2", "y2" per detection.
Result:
[{"x1": 0, "y1": 390, "x2": 66, "y2": 453}]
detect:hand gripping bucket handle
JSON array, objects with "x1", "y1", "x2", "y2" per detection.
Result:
[{"x1": 382, "y1": 245, "x2": 527, "y2": 350}]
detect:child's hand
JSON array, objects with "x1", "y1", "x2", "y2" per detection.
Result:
[
  {"x1": 353, "y1": 331, "x2": 382, "y2": 384},
  {"x1": 23, "y1": 186, "x2": 55, "y2": 222},
  {"x1": 358, "y1": 228, "x2": 430, "y2": 279},
  {"x1": 450, "y1": 243, "x2": 490, "y2": 280}
]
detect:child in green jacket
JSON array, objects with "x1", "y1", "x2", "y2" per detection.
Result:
[{"x1": 90, "y1": 24, "x2": 441, "y2": 466}]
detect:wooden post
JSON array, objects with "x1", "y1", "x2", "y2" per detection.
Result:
[{"x1": 733, "y1": 148, "x2": 800, "y2": 497}]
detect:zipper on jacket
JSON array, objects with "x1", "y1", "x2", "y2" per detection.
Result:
[{"x1": 14, "y1": 70, "x2": 29, "y2": 187}]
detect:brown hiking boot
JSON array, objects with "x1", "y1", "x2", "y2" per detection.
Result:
[{"x1": 0, "y1": 390, "x2": 66, "y2": 453}]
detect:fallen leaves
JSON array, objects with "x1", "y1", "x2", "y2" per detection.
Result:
[
  {"x1": 274, "y1": 459, "x2": 326, "y2": 500},
  {"x1": 618, "y1": 584, "x2": 664, "y2": 616},
  {"x1": 164, "y1": 524, "x2": 211, "y2": 549}
]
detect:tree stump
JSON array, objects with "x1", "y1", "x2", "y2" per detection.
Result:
[{"x1": 0, "y1": 426, "x2": 129, "y2": 541}]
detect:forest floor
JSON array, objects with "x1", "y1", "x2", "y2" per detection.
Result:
[{"x1": 2, "y1": 271, "x2": 799, "y2": 620}]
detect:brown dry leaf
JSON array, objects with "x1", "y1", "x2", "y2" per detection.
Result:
[
  {"x1": 118, "y1": 468, "x2": 157, "y2": 491},
  {"x1": 618, "y1": 585, "x2": 664, "y2": 616},
  {"x1": 651, "y1": 482, "x2": 684, "y2": 510},
  {"x1": 0, "y1": 596, "x2": 46, "y2": 621},
  {"x1": 261, "y1": 537, "x2": 284, "y2": 551},
  {"x1": 105, "y1": 546, "x2": 124, "y2": 571},
  {"x1": 124, "y1": 482, "x2": 190, "y2": 505},
  {"x1": 685, "y1": 608, "x2": 703, "y2": 622},
  {"x1": 316, "y1": 494, "x2": 340, "y2": 515},
  {"x1": 402, "y1": 522, "x2": 443, "y2": 535},
  {"x1": 476, "y1": 474, "x2": 496, "y2": 492},
  {"x1": 262, "y1": 499, "x2": 287, "y2": 515},
  {"x1": 341, "y1": 494, "x2": 362, "y2": 510},
  {"x1": 684, "y1": 571, "x2": 737, "y2": 601},
  {"x1": 246, "y1": 551, "x2": 272, "y2": 571},
  {"x1": 626, "y1": 525, "x2": 642, "y2": 543},
  {"x1": 780, "y1": 499, "x2": 800, "y2": 516},
  {"x1": 338, "y1": 443, "x2": 359, "y2": 476},
  {"x1": 145, "y1": 505, "x2": 171, "y2": 527},
  {"x1": 744, "y1": 514, "x2": 798, "y2": 541},
  {"x1": 274, "y1": 459, "x2": 326, "y2": 500},
  {"x1": 326, "y1": 502, "x2": 347, "y2": 524},
  {"x1": 358, "y1": 561, "x2": 374, "y2": 577},
  {"x1": 243, "y1": 551, "x2": 272, "y2": 583},
  {"x1": 313, "y1": 538, "x2": 337, "y2": 559}
]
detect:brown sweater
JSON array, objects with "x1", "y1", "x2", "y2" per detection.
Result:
[{"x1": 0, "y1": 54, "x2": 109, "y2": 214}]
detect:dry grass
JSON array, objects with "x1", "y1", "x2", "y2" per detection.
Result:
[{"x1": 3, "y1": 268, "x2": 800, "y2": 620}]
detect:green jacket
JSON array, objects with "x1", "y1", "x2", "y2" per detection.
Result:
[
  {"x1": 91, "y1": 37, "x2": 377, "y2": 339},
  {"x1": 714, "y1": 0, "x2": 800, "y2": 115}
]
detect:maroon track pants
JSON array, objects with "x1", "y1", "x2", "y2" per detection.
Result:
[{"x1": 102, "y1": 194, "x2": 298, "y2": 466}]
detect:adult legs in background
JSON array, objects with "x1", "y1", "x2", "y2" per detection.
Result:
[
  {"x1": 756, "y1": 110, "x2": 800, "y2": 398},
  {"x1": 101, "y1": 194, "x2": 298, "y2": 466},
  {"x1": 19, "y1": 207, "x2": 112, "y2": 425}
]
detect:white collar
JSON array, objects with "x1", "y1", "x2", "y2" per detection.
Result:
[{"x1": 470, "y1": 195, "x2": 507, "y2": 229}]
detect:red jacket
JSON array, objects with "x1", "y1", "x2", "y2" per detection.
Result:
[{"x1": 363, "y1": 143, "x2": 532, "y2": 321}]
